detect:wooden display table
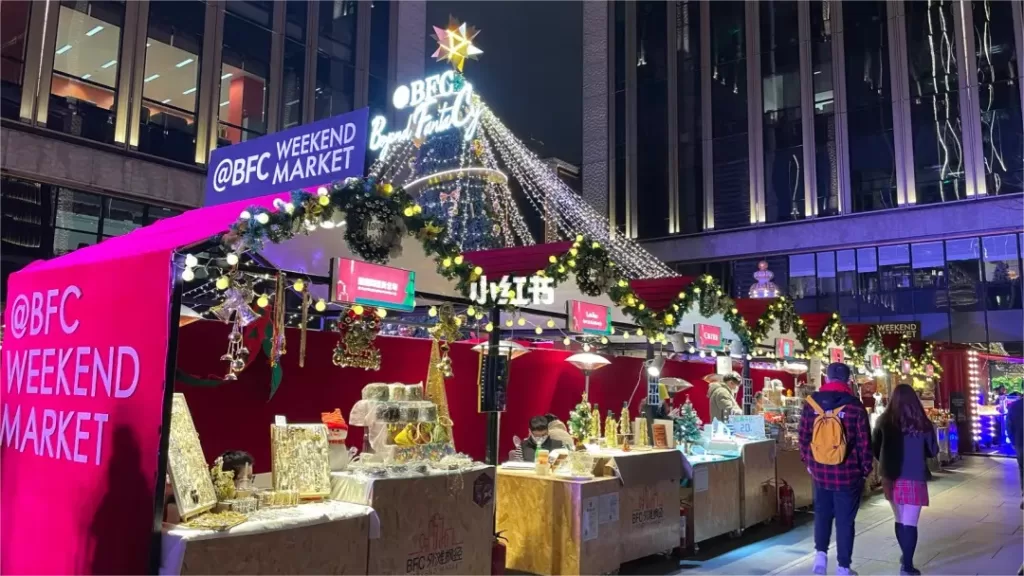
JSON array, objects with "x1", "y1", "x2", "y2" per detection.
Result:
[
  {"x1": 681, "y1": 453, "x2": 741, "y2": 543},
  {"x1": 496, "y1": 449, "x2": 682, "y2": 574},
  {"x1": 775, "y1": 449, "x2": 814, "y2": 509},
  {"x1": 738, "y1": 439, "x2": 777, "y2": 529},
  {"x1": 330, "y1": 466, "x2": 495, "y2": 575},
  {"x1": 160, "y1": 501, "x2": 375, "y2": 575},
  {"x1": 496, "y1": 469, "x2": 621, "y2": 575},
  {"x1": 612, "y1": 450, "x2": 682, "y2": 563}
]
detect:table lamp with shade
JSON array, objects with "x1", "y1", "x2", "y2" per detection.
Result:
[{"x1": 565, "y1": 352, "x2": 611, "y2": 398}]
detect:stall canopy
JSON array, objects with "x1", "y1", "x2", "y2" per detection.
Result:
[{"x1": 0, "y1": 193, "x2": 286, "y2": 574}]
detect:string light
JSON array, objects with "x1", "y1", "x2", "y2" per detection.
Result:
[
  {"x1": 257, "y1": 294, "x2": 269, "y2": 308},
  {"x1": 225, "y1": 253, "x2": 239, "y2": 266},
  {"x1": 293, "y1": 279, "x2": 305, "y2": 292},
  {"x1": 182, "y1": 268, "x2": 195, "y2": 282},
  {"x1": 315, "y1": 299, "x2": 326, "y2": 312}
]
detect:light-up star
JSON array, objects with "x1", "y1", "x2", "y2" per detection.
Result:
[{"x1": 431, "y1": 16, "x2": 483, "y2": 72}]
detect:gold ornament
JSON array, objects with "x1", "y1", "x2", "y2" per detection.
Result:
[
  {"x1": 589, "y1": 405, "x2": 601, "y2": 439},
  {"x1": 331, "y1": 308, "x2": 383, "y2": 370},
  {"x1": 429, "y1": 304, "x2": 462, "y2": 378},
  {"x1": 425, "y1": 340, "x2": 455, "y2": 450},
  {"x1": 210, "y1": 457, "x2": 236, "y2": 501},
  {"x1": 619, "y1": 403, "x2": 631, "y2": 438},
  {"x1": 431, "y1": 16, "x2": 483, "y2": 72},
  {"x1": 604, "y1": 412, "x2": 618, "y2": 448},
  {"x1": 635, "y1": 416, "x2": 649, "y2": 448}
]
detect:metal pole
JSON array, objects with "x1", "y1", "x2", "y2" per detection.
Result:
[
  {"x1": 148, "y1": 256, "x2": 184, "y2": 574},
  {"x1": 645, "y1": 343, "x2": 657, "y2": 438},
  {"x1": 743, "y1": 355, "x2": 752, "y2": 415},
  {"x1": 484, "y1": 306, "x2": 501, "y2": 466}
]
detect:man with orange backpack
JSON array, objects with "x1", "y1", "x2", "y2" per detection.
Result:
[{"x1": 799, "y1": 363, "x2": 873, "y2": 576}]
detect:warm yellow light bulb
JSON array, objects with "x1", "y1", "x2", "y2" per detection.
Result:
[
  {"x1": 352, "y1": 305, "x2": 364, "y2": 315},
  {"x1": 467, "y1": 306, "x2": 476, "y2": 316},
  {"x1": 216, "y1": 276, "x2": 230, "y2": 290},
  {"x1": 315, "y1": 299, "x2": 326, "y2": 312},
  {"x1": 428, "y1": 306, "x2": 438, "y2": 317},
  {"x1": 505, "y1": 319, "x2": 513, "y2": 327},
  {"x1": 546, "y1": 319, "x2": 555, "y2": 328},
  {"x1": 485, "y1": 322, "x2": 494, "y2": 332},
  {"x1": 517, "y1": 317, "x2": 526, "y2": 326},
  {"x1": 293, "y1": 279, "x2": 305, "y2": 292},
  {"x1": 454, "y1": 255, "x2": 464, "y2": 265},
  {"x1": 257, "y1": 295, "x2": 269, "y2": 308},
  {"x1": 535, "y1": 326, "x2": 543, "y2": 334},
  {"x1": 563, "y1": 337, "x2": 571, "y2": 346}
]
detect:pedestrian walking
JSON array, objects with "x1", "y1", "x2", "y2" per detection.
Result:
[
  {"x1": 871, "y1": 384, "x2": 938, "y2": 575},
  {"x1": 1006, "y1": 393, "x2": 1022, "y2": 508},
  {"x1": 800, "y1": 363, "x2": 873, "y2": 576}
]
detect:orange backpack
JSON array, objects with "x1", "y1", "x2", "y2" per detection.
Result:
[{"x1": 806, "y1": 397, "x2": 848, "y2": 465}]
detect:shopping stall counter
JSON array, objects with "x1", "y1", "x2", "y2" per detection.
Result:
[
  {"x1": 774, "y1": 449, "x2": 813, "y2": 509},
  {"x1": 680, "y1": 453, "x2": 741, "y2": 543},
  {"x1": 160, "y1": 501, "x2": 377, "y2": 575},
  {"x1": 611, "y1": 450, "x2": 684, "y2": 563},
  {"x1": 736, "y1": 439, "x2": 777, "y2": 529},
  {"x1": 496, "y1": 469, "x2": 622, "y2": 575},
  {"x1": 330, "y1": 465, "x2": 495, "y2": 575}
]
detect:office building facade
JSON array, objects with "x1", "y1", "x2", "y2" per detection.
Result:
[
  {"x1": 582, "y1": 0, "x2": 1024, "y2": 350},
  {"x1": 0, "y1": 0, "x2": 426, "y2": 298}
]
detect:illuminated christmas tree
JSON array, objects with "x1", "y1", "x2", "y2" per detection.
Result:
[
  {"x1": 674, "y1": 396, "x2": 703, "y2": 450},
  {"x1": 363, "y1": 17, "x2": 674, "y2": 279}
]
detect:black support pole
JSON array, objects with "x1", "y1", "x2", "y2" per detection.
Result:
[
  {"x1": 148, "y1": 256, "x2": 184, "y2": 574},
  {"x1": 484, "y1": 306, "x2": 502, "y2": 466}
]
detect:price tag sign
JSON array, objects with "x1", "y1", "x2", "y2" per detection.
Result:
[{"x1": 728, "y1": 415, "x2": 766, "y2": 439}]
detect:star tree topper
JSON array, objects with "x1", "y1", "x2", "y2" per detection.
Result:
[{"x1": 431, "y1": 16, "x2": 483, "y2": 72}]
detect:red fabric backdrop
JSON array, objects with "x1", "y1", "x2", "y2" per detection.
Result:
[{"x1": 175, "y1": 321, "x2": 795, "y2": 472}]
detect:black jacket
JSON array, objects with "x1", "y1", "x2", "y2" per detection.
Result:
[
  {"x1": 521, "y1": 436, "x2": 563, "y2": 462},
  {"x1": 872, "y1": 420, "x2": 938, "y2": 482},
  {"x1": 1008, "y1": 397, "x2": 1023, "y2": 452}
]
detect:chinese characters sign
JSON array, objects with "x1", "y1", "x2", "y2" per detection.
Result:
[
  {"x1": 330, "y1": 258, "x2": 416, "y2": 312},
  {"x1": 468, "y1": 274, "x2": 554, "y2": 307},
  {"x1": 567, "y1": 300, "x2": 611, "y2": 335}
]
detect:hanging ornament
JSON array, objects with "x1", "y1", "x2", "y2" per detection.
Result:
[
  {"x1": 472, "y1": 139, "x2": 484, "y2": 158},
  {"x1": 220, "y1": 315, "x2": 250, "y2": 381},
  {"x1": 332, "y1": 307, "x2": 383, "y2": 370},
  {"x1": 209, "y1": 282, "x2": 258, "y2": 326},
  {"x1": 299, "y1": 290, "x2": 311, "y2": 368},
  {"x1": 428, "y1": 303, "x2": 463, "y2": 378},
  {"x1": 270, "y1": 274, "x2": 287, "y2": 367}
]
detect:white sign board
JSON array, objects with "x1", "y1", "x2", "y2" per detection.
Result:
[{"x1": 729, "y1": 415, "x2": 766, "y2": 439}]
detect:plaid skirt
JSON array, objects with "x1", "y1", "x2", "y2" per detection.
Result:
[{"x1": 883, "y1": 478, "x2": 930, "y2": 506}]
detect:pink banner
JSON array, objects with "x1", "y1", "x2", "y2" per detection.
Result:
[
  {"x1": 830, "y1": 347, "x2": 845, "y2": 364},
  {"x1": 1, "y1": 251, "x2": 173, "y2": 574},
  {"x1": 694, "y1": 323, "x2": 722, "y2": 350},
  {"x1": 870, "y1": 354, "x2": 882, "y2": 370},
  {"x1": 567, "y1": 300, "x2": 611, "y2": 335},
  {"x1": 330, "y1": 258, "x2": 416, "y2": 312}
]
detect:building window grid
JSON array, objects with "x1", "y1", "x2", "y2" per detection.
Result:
[{"x1": 781, "y1": 235, "x2": 1024, "y2": 339}]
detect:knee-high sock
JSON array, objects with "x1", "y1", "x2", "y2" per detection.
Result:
[
  {"x1": 894, "y1": 522, "x2": 904, "y2": 546},
  {"x1": 901, "y1": 525, "x2": 919, "y2": 567}
]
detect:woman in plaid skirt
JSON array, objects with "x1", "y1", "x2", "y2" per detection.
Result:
[{"x1": 872, "y1": 384, "x2": 938, "y2": 576}]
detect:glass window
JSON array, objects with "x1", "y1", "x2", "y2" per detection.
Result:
[
  {"x1": 945, "y1": 238, "x2": 983, "y2": 311},
  {"x1": 790, "y1": 253, "x2": 817, "y2": 299},
  {"x1": 983, "y1": 234, "x2": 1022, "y2": 310},
  {"x1": 285, "y1": 0, "x2": 307, "y2": 41},
  {"x1": 836, "y1": 250, "x2": 856, "y2": 294},
  {"x1": 138, "y1": 0, "x2": 204, "y2": 164},
  {"x1": 905, "y1": 0, "x2": 966, "y2": 205},
  {"x1": 103, "y1": 197, "x2": 143, "y2": 236},
  {"x1": 878, "y1": 244, "x2": 911, "y2": 291},
  {"x1": 145, "y1": 205, "x2": 180, "y2": 224},
  {"x1": 226, "y1": 1, "x2": 271, "y2": 29},
  {"x1": 48, "y1": 1, "x2": 125, "y2": 144},
  {"x1": 53, "y1": 188, "x2": 101, "y2": 255},
  {"x1": 677, "y1": 0, "x2": 703, "y2": 235},
  {"x1": 761, "y1": 0, "x2": 803, "y2": 223},
  {"x1": 218, "y1": 12, "x2": 270, "y2": 147},
  {"x1": 817, "y1": 252, "x2": 836, "y2": 295},
  {"x1": 912, "y1": 242, "x2": 945, "y2": 288},
  {"x1": 973, "y1": 0, "x2": 1024, "y2": 195},
  {"x1": 0, "y1": 176, "x2": 52, "y2": 267},
  {"x1": 810, "y1": 1, "x2": 839, "y2": 215},
  {"x1": 281, "y1": 39, "x2": 305, "y2": 129},
  {"x1": 314, "y1": 48, "x2": 355, "y2": 120},
  {"x1": 843, "y1": 1, "x2": 897, "y2": 213},
  {"x1": 1, "y1": 0, "x2": 32, "y2": 119},
  {"x1": 710, "y1": 1, "x2": 749, "y2": 230},
  {"x1": 318, "y1": 0, "x2": 357, "y2": 60},
  {"x1": 636, "y1": 1, "x2": 669, "y2": 239}
]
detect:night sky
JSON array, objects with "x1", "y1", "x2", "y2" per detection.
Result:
[{"x1": 425, "y1": 1, "x2": 583, "y2": 165}]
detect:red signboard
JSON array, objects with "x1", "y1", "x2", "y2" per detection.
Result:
[
  {"x1": 567, "y1": 300, "x2": 612, "y2": 335},
  {"x1": 1, "y1": 251, "x2": 173, "y2": 574},
  {"x1": 870, "y1": 354, "x2": 882, "y2": 370},
  {"x1": 695, "y1": 323, "x2": 722, "y2": 349},
  {"x1": 901, "y1": 360, "x2": 912, "y2": 374},
  {"x1": 330, "y1": 257, "x2": 416, "y2": 312},
  {"x1": 776, "y1": 338, "x2": 796, "y2": 358},
  {"x1": 925, "y1": 363, "x2": 934, "y2": 377},
  {"x1": 830, "y1": 347, "x2": 845, "y2": 364}
]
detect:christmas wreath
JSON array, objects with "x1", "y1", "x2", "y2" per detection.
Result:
[{"x1": 343, "y1": 196, "x2": 406, "y2": 264}]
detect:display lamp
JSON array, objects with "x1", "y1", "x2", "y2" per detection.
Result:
[
  {"x1": 472, "y1": 340, "x2": 530, "y2": 360},
  {"x1": 646, "y1": 356, "x2": 667, "y2": 377},
  {"x1": 658, "y1": 377, "x2": 693, "y2": 394},
  {"x1": 565, "y1": 352, "x2": 611, "y2": 398}
]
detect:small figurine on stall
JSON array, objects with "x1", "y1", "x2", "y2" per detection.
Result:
[{"x1": 322, "y1": 409, "x2": 354, "y2": 471}]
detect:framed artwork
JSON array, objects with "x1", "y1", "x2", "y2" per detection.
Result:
[
  {"x1": 168, "y1": 393, "x2": 217, "y2": 521},
  {"x1": 270, "y1": 424, "x2": 331, "y2": 499}
]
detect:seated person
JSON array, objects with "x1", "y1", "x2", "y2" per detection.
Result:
[
  {"x1": 219, "y1": 450, "x2": 255, "y2": 490},
  {"x1": 545, "y1": 413, "x2": 574, "y2": 446},
  {"x1": 522, "y1": 416, "x2": 564, "y2": 461}
]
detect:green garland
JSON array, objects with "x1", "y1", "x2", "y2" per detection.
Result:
[{"x1": 216, "y1": 175, "x2": 942, "y2": 373}]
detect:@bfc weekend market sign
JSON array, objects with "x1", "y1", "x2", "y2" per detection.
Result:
[{"x1": 204, "y1": 107, "x2": 369, "y2": 206}]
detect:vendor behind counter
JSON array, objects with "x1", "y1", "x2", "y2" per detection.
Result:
[{"x1": 521, "y1": 416, "x2": 566, "y2": 462}]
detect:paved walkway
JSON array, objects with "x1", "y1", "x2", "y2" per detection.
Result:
[{"x1": 622, "y1": 456, "x2": 1022, "y2": 575}]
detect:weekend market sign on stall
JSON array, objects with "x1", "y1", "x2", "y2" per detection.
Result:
[{"x1": 0, "y1": 109, "x2": 370, "y2": 574}]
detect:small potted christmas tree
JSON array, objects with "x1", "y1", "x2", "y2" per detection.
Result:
[
  {"x1": 673, "y1": 396, "x2": 703, "y2": 455},
  {"x1": 568, "y1": 394, "x2": 593, "y2": 448}
]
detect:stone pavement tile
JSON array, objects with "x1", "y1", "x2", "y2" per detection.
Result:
[
  {"x1": 848, "y1": 558, "x2": 902, "y2": 575},
  {"x1": 990, "y1": 542, "x2": 1024, "y2": 575},
  {"x1": 772, "y1": 555, "x2": 818, "y2": 576},
  {"x1": 923, "y1": 537, "x2": 1007, "y2": 575},
  {"x1": 981, "y1": 505, "x2": 1024, "y2": 528}
]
